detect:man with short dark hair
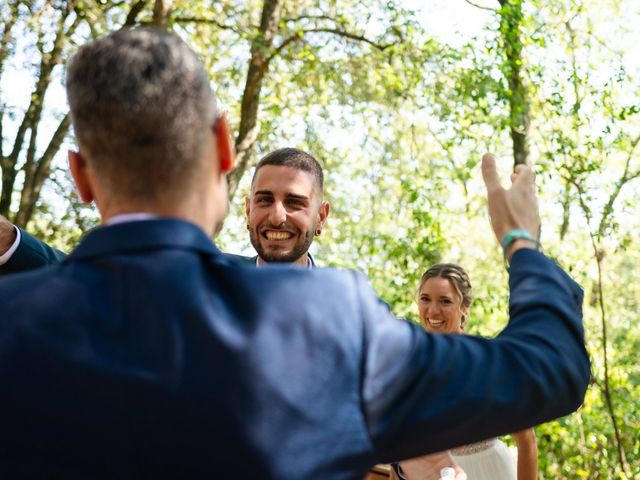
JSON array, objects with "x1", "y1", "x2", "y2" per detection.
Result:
[
  {"x1": 244, "y1": 147, "x2": 329, "y2": 267},
  {"x1": 0, "y1": 28, "x2": 589, "y2": 479},
  {"x1": 0, "y1": 146, "x2": 328, "y2": 270}
]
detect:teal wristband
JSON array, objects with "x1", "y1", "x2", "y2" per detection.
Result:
[{"x1": 500, "y1": 229, "x2": 540, "y2": 252}]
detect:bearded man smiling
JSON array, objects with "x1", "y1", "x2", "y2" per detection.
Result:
[{"x1": 244, "y1": 148, "x2": 330, "y2": 267}]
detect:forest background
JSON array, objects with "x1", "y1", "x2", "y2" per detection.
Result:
[{"x1": 1, "y1": 0, "x2": 638, "y2": 478}]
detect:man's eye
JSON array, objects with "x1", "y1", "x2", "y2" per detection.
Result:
[{"x1": 256, "y1": 197, "x2": 272, "y2": 204}]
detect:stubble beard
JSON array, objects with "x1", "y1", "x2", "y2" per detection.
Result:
[{"x1": 249, "y1": 226, "x2": 315, "y2": 264}]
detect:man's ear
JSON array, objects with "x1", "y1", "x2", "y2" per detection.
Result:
[
  {"x1": 68, "y1": 150, "x2": 94, "y2": 204},
  {"x1": 214, "y1": 114, "x2": 234, "y2": 173},
  {"x1": 315, "y1": 201, "x2": 330, "y2": 235},
  {"x1": 244, "y1": 196, "x2": 251, "y2": 225}
]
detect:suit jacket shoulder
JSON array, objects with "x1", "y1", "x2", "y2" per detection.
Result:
[{"x1": 223, "y1": 252, "x2": 256, "y2": 266}]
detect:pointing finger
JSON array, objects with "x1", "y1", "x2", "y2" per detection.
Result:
[{"x1": 481, "y1": 153, "x2": 503, "y2": 192}]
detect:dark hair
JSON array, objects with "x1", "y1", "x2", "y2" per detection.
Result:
[
  {"x1": 418, "y1": 263, "x2": 473, "y2": 328},
  {"x1": 251, "y1": 148, "x2": 324, "y2": 195},
  {"x1": 66, "y1": 28, "x2": 216, "y2": 201}
]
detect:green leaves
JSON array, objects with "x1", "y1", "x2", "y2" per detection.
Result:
[{"x1": 2, "y1": 1, "x2": 640, "y2": 476}]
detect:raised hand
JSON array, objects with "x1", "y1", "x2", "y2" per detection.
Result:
[{"x1": 481, "y1": 153, "x2": 540, "y2": 258}]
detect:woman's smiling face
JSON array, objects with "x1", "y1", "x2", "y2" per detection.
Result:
[{"x1": 418, "y1": 277, "x2": 466, "y2": 334}]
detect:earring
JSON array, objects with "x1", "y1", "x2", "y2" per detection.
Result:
[
  {"x1": 315, "y1": 228, "x2": 321, "y2": 236},
  {"x1": 246, "y1": 224, "x2": 250, "y2": 230}
]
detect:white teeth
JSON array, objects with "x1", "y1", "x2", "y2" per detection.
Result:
[
  {"x1": 266, "y1": 231, "x2": 293, "y2": 240},
  {"x1": 428, "y1": 319, "x2": 444, "y2": 326}
]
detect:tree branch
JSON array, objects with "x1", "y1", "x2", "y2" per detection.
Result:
[
  {"x1": 597, "y1": 133, "x2": 640, "y2": 239},
  {"x1": 0, "y1": 0, "x2": 21, "y2": 78},
  {"x1": 269, "y1": 27, "x2": 400, "y2": 63},
  {"x1": 463, "y1": 0, "x2": 498, "y2": 12},
  {"x1": 123, "y1": 0, "x2": 148, "y2": 27},
  {"x1": 282, "y1": 14, "x2": 337, "y2": 24},
  {"x1": 268, "y1": 32, "x2": 303, "y2": 62},
  {"x1": 568, "y1": 166, "x2": 632, "y2": 478},
  {"x1": 34, "y1": 113, "x2": 71, "y2": 187},
  {"x1": 226, "y1": 0, "x2": 284, "y2": 199},
  {"x1": 152, "y1": 0, "x2": 171, "y2": 28},
  {"x1": 15, "y1": 113, "x2": 71, "y2": 227},
  {"x1": 172, "y1": 16, "x2": 239, "y2": 31},
  {"x1": 301, "y1": 27, "x2": 399, "y2": 50}
]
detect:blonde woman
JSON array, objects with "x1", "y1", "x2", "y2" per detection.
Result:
[{"x1": 391, "y1": 264, "x2": 537, "y2": 480}]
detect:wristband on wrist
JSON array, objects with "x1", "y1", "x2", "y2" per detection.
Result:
[{"x1": 500, "y1": 228, "x2": 541, "y2": 253}]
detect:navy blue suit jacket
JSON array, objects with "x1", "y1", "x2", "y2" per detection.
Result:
[
  {"x1": 0, "y1": 228, "x2": 65, "y2": 274},
  {"x1": 0, "y1": 219, "x2": 589, "y2": 479}
]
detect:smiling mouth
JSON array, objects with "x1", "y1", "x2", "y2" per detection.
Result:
[
  {"x1": 263, "y1": 230, "x2": 294, "y2": 241},
  {"x1": 427, "y1": 318, "x2": 445, "y2": 328}
]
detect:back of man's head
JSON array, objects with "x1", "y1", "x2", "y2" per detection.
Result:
[
  {"x1": 66, "y1": 28, "x2": 216, "y2": 202},
  {"x1": 252, "y1": 148, "x2": 324, "y2": 198}
]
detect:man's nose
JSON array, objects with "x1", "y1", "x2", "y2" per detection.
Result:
[{"x1": 268, "y1": 201, "x2": 287, "y2": 225}]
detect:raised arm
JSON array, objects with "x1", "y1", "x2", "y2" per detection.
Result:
[{"x1": 360, "y1": 154, "x2": 589, "y2": 462}]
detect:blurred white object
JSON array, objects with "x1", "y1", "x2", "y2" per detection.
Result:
[{"x1": 440, "y1": 466, "x2": 456, "y2": 479}]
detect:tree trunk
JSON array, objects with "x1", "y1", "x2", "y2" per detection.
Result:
[
  {"x1": 14, "y1": 114, "x2": 71, "y2": 227},
  {"x1": 152, "y1": 0, "x2": 172, "y2": 28},
  {"x1": 1, "y1": 1, "x2": 77, "y2": 219},
  {"x1": 498, "y1": 0, "x2": 530, "y2": 167},
  {"x1": 226, "y1": 0, "x2": 283, "y2": 200},
  {"x1": 0, "y1": 163, "x2": 17, "y2": 219},
  {"x1": 0, "y1": 0, "x2": 21, "y2": 79},
  {"x1": 559, "y1": 182, "x2": 571, "y2": 240},
  {"x1": 2, "y1": 0, "x2": 174, "y2": 221}
]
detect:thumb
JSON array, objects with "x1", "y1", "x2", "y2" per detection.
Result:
[{"x1": 481, "y1": 153, "x2": 503, "y2": 193}]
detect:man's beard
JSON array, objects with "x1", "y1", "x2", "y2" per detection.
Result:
[{"x1": 249, "y1": 226, "x2": 314, "y2": 263}]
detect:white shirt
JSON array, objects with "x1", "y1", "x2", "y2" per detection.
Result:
[{"x1": 0, "y1": 226, "x2": 21, "y2": 266}]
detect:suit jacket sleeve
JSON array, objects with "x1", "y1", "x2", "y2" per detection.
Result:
[
  {"x1": 0, "y1": 228, "x2": 66, "y2": 275},
  {"x1": 357, "y1": 248, "x2": 590, "y2": 462}
]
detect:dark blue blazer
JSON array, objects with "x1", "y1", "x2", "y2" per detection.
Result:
[
  {"x1": 0, "y1": 219, "x2": 590, "y2": 479},
  {"x1": 0, "y1": 228, "x2": 65, "y2": 274}
]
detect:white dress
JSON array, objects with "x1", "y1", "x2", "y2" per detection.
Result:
[
  {"x1": 393, "y1": 438, "x2": 516, "y2": 480},
  {"x1": 451, "y1": 438, "x2": 516, "y2": 479}
]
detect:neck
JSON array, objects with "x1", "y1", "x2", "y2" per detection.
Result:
[
  {"x1": 87, "y1": 158, "x2": 227, "y2": 238},
  {"x1": 97, "y1": 193, "x2": 220, "y2": 237}
]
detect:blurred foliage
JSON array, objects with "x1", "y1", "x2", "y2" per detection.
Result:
[{"x1": 2, "y1": 0, "x2": 640, "y2": 478}]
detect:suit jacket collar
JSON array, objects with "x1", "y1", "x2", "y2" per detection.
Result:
[{"x1": 66, "y1": 219, "x2": 221, "y2": 262}]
